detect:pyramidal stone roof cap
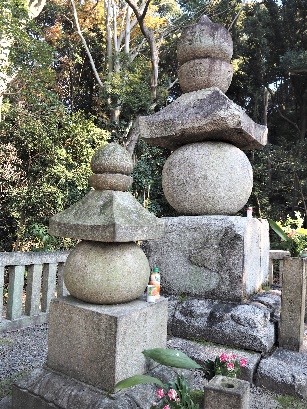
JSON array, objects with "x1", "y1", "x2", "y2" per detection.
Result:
[
  {"x1": 49, "y1": 190, "x2": 164, "y2": 242},
  {"x1": 139, "y1": 87, "x2": 268, "y2": 151}
]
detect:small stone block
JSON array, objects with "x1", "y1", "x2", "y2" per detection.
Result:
[
  {"x1": 204, "y1": 375, "x2": 250, "y2": 409},
  {"x1": 47, "y1": 296, "x2": 168, "y2": 391}
]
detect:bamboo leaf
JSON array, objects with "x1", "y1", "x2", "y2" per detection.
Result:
[
  {"x1": 114, "y1": 374, "x2": 164, "y2": 390},
  {"x1": 142, "y1": 348, "x2": 202, "y2": 369}
]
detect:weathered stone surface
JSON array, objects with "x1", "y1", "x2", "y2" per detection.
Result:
[
  {"x1": 47, "y1": 296, "x2": 168, "y2": 391},
  {"x1": 204, "y1": 376, "x2": 250, "y2": 409},
  {"x1": 250, "y1": 290, "x2": 281, "y2": 322},
  {"x1": 279, "y1": 257, "x2": 307, "y2": 351},
  {"x1": 143, "y1": 216, "x2": 269, "y2": 301},
  {"x1": 255, "y1": 348, "x2": 307, "y2": 399},
  {"x1": 139, "y1": 88, "x2": 268, "y2": 151},
  {"x1": 169, "y1": 298, "x2": 275, "y2": 353},
  {"x1": 178, "y1": 58, "x2": 233, "y2": 93},
  {"x1": 167, "y1": 337, "x2": 261, "y2": 384},
  {"x1": 177, "y1": 15, "x2": 233, "y2": 65},
  {"x1": 64, "y1": 241, "x2": 149, "y2": 304},
  {"x1": 89, "y1": 173, "x2": 132, "y2": 191},
  {"x1": 162, "y1": 142, "x2": 253, "y2": 215},
  {"x1": 49, "y1": 190, "x2": 164, "y2": 242},
  {"x1": 90, "y1": 142, "x2": 133, "y2": 175}
]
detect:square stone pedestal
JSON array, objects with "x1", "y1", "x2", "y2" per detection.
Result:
[
  {"x1": 143, "y1": 216, "x2": 269, "y2": 302},
  {"x1": 47, "y1": 295, "x2": 168, "y2": 391}
]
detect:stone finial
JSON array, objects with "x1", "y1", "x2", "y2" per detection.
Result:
[
  {"x1": 177, "y1": 15, "x2": 233, "y2": 93},
  {"x1": 177, "y1": 15, "x2": 233, "y2": 64},
  {"x1": 89, "y1": 143, "x2": 133, "y2": 191}
]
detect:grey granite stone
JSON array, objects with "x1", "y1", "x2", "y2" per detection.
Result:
[
  {"x1": 204, "y1": 375, "x2": 250, "y2": 409},
  {"x1": 279, "y1": 257, "x2": 307, "y2": 351},
  {"x1": 89, "y1": 173, "x2": 132, "y2": 191},
  {"x1": 177, "y1": 15, "x2": 233, "y2": 64},
  {"x1": 255, "y1": 348, "x2": 307, "y2": 399},
  {"x1": 178, "y1": 58, "x2": 233, "y2": 93},
  {"x1": 47, "y1": 296, "x2": 168, "y2": 391},
  {"x1": 90, "y1": 142, "x2": 133, "y2": 175},
  {"x1": 144, "y1": 216, "x2": 269, "y2": 302},
  {"x1": 49, "y1": 190, "x2": 164, "y2": 242},
  {"x1": 162, "y1": 142, "x2": 253, "y2": 215},
  {"x1": 169, "y1": 298, "x2": 275, "y2": 353},
  {"x1": 167, "y1": 337, "x2": 261, "y2": 384},
  {"x1": 63, "y1": 241, "x2": 150, "y2": 304},
  {"x1": 250, "y1": 290, "x2": 281, "y2": 322},
  {"x1": 139, "y1": 88, "x2": 268, "y2": 151}
]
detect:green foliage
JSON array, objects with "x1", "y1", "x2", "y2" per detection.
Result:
[
  {"x1": 114, "y1": 374, "x2": 164, "y2": 390},
  {"x1": 275, "y1": 395, "x2": 307, "y2": 409},
  {"x1": 142, "y1": 348, "x2": 202, "y2": 370}
]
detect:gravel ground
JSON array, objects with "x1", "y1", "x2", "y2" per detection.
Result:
[{"x1": 0, "y1": 323, "x2": 305, "y2": 409}]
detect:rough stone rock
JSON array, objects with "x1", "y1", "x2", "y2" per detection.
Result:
[
  {"x1": 255, "y1": 348, "x2": 307, "y2": 399},
  {"x1": 139, "y1": 88, "x2": 268, "y2": 151},
  {"x1": 169, "y1": 298, "x2": 275, "y2": 353},
  {"x1": 162, "y1": 142, "x2": 253, "y2": 215},
  {"x1": 177, "y1": 15, "x2": 233, "y2": 65},
  {"x1": 89, "y1": 173, "x2": 132, "y2": 191},
  {"x1": 64, "y1": 241, "x2": 150, "y2": 304},
  {"x1": 178, "y1": 58, "x2": 233, "y2": 93},
  {"x1": 91, "y1": 142, "x2": 133, "y2": 175},
  {"x1": 167, "y1": 337, "x2": 261, "y2": 384},
  {"x1": 49, "y1": 190, "x2": 164, "y2": 242},
  {"x1": 250, "y1": 290, "x2": 281, "y2": 322},
  {"x1": 143, "y1": 216, "x2": 269, "y2": 302}
]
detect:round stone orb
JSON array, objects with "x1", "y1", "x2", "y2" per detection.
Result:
[
  {"x1": 162, "y1": 142, "x2": 253, "y2": 215},
  {"x1": 64, "y1": 241, "x2": 150, "y2": 304},
  {"x1": 91, "y1": 142, "x2": 134, "y2": 175},
  {"x1": 178, "y1": 58, "x2": 233, "y2": 94}
]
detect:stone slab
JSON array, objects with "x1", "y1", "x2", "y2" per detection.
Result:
[
  {"x1": 255, "y1": 347, "x2": 307, "y2": 399},
  {"x1": 47, "y1": 296, "x2": 168, "y2": 391},
  {"x1": 139, "y1": 88, "x2": 267, "y2": 151},
  {"x1": 169, "y1": 298, "x2": 275, "y2": 353},
  {"x1": 167, "y1": 337, "x2": 261, "y2": 384},
  {"x1": 49, "y1": 190, "x2": 165, "y2": 242},
  {"x1": 279, "y1": 257, "x2": 307, "y2": 351},
  {"x1": 204, "y1": 375, "x2": 250, "y2": 409},
  {"x1": 143, "y1": 216, "x2": 269, "y2": 302}
]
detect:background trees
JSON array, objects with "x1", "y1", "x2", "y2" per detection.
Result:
[{"x1": 0, "y1": 0, "x2": 307, "y2": 251}]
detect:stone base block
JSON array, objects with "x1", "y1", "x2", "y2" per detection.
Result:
[
  {"x1": 204, "y1": 375, "x2": 250, "y2": 409},
  {"x1": 143, "y1": 216, "x2": 269, "y2": 302},
  {"x1": 47, "y1": 295, "x2": 168, "y2": 390}
]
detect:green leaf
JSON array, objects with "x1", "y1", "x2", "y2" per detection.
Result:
[
  {"x1": 269, "y1": 219, "x2": 290, "y2": 242},
  {"x1": 114, "y1": 375, "x2": 164, "y2": 390},
  {"x1": 142, "y1": 348, "x2": 202, "y2": 369}
]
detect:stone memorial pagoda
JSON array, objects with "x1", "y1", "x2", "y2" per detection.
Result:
[
  {"x1": 12, "y1": 143, "x2": 168, "y2": 407},
  {"x1": 140, "y1": 15, "x2": 270, "y2": 303}
]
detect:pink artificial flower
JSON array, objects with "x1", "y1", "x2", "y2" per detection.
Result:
[
  {"x1": 152, "y1": 403, "x2": 157, "y2": 407},
  {"x1": 167, "y1": 389, "x2": 177, "y2": 400},
  {"x1": 156, "y1": 389, "x2": 165, "y2": 398},
  {"x1": 163, "y1": 405, "x2": 170, "y2": 409},
  {"x1": 227, "y1": 362, "x2": 235, "y2": 371},
  {"x1": 239, "y1": 358, "x2": 247, "y2": 368},
  {"x1": 230, "y1": 354, "x2": 237, "y2": 360},
  {"x1": 176, "y1": 398, "x2": 180, "y2": 402},
  {"x1": 220, "y1": 353, "x2": 230, "y2": 362}
]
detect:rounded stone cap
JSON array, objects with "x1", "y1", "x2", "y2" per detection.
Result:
[
  {"x1": 91, "y1": 142, "x2": 134, "y2": 175},
  {"x1": 178, "y1": 58, "x2": 233, "y2": 93},
  {"x1": 177, "y1": 15, "x2": 233, "y2": 65},
  {"x1": 89, "y1": 173, "x2": 132, "y2": 191},
  {"x1": 162, "y1": 141, "x2": 253, "y2": 215}
]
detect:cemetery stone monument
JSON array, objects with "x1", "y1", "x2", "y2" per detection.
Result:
[
  {"x1": 12, "y1": 143, "x2": 168, "y2": 408},
  {"x1": 140, "y1": 15, "x2": 269, "y2": 302}
]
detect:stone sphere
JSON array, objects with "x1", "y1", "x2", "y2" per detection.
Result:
[
  {"x1": 64, "y1": 241, "x2": 150, "y2": 304},
  {"x1": 91, "y1": 142, "x2": 134, "y2": 175},
  {"x1": 162, "y1": 142, "x2": 253, "y2": 215},
  {"x1": 178, "y1": 58, "x2": 233, "y2": 93}
]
